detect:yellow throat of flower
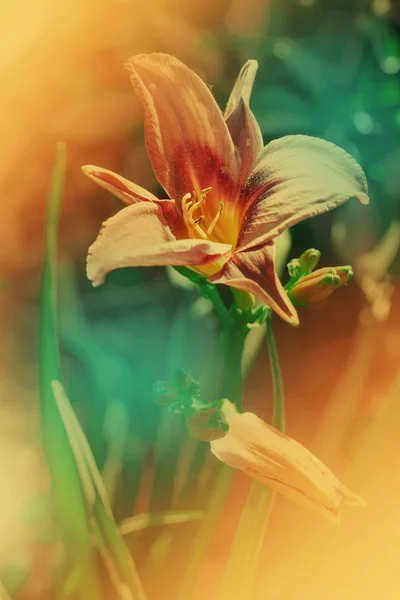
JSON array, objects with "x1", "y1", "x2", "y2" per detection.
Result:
[
  {"x1": 181, "y1": 186, "x2": 238, "y2": 276},
  {"x1": 181, "y1": 187, "x2": 238, "y2": 244}
]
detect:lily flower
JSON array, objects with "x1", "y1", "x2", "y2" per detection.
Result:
[
  {"x1": 210, "y1": 401, "x2": 365, "y2": 523},
  {"x1": 82, "y1": 53, "x2": 368, "y2": 325}
]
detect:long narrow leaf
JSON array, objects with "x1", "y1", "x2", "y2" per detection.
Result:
[
  {"x1": 120, "y1": 510, "x2": 203, "y2": 535},
  {"x1": 51, "y1": 381, "x2": 147, "y2": 600},
  {"x1": 38, "y1": 144, "x2": 99, "y2": 599}
]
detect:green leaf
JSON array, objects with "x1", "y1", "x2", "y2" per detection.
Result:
[
  {"x1": 51, "y1": 380, "x2": 148, "y2": 600},
  {"x1": 38, "y1": 143, "x2": 99, "y2": 599}
]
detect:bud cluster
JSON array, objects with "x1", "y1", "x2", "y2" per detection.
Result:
[
  {"x1": 285, "y1": 249, "x2": 354, "y2": 306},
  {"x1": 153, "y1": 369, "x2": 229, "y2": 441}
]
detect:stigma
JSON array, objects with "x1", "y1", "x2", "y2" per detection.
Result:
[{"x1": 181, "y1": 187, "x2": 224, "y2": 241}]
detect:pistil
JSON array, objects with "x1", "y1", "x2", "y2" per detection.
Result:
[{"x1": 207, "y1": 202, "x2": 224, "y2": 236}]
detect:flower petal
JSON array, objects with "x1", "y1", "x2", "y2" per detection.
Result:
[
  {"x1": 81, "y1": 165, "x2": 160, "y2": 204},
  {"x1": 238, "y1": 135, "x2": 369, "y2": 251},
  {"x1": 87, "y1": 202, "x2": 232, "y2": 286},
  {"x1": 224, "y1": 60, "x2": 264, "y2": 184},
  {"x1": 210, "y1": 402, "x2": 365, "y2": 523},
  {"x1": 208, "y1": 243, "x2": 298, "y2": 325},
  {"x1": 81, "y1": 165, "x2": 186, "y2": 239},
  {"x1": 125, "y1": 53, "x2": 240, "y2": 205}
]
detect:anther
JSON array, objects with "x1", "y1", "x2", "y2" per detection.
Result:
[{"x1": 201, "y1": 187, "x2": 212, "y2": 197}]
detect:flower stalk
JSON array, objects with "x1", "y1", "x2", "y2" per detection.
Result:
[
  {"x1": 266, "y1": 317, "x2": 285, "y2": 431},
  {"x1": 176, "y1": 285, "x2": 249, "y2": 600},
  {"x1": 218, "y1": 316, "x2": 284, "y2": 600},
  {"x1": 221, "y1": 319, "x2": 249, "y2": 411}
]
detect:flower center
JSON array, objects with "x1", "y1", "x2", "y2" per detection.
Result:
[{"x1": 181, "y1": 187, "x2": 224, "y2": 242}]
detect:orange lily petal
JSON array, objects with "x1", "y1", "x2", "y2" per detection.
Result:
[
  {"x1": 239, "y1": 135, "x2": 369, "y2": 251},
  {"x1": 209, "y1": 243, "x2": 298, "y2": 325},
  {"x1": 210, "y1": 402, "x2": 365, "y2": 523},
  {"x1": 81, "y1": 165, "x2": 161, "y2": 204},
  {"x1": 87, "y1": 202, "x2": 232, "y2": 286},
  {"x1": 125, "y1": 53, "x2": 241, "y2": 207},
  {"x1": 224, "y1": 60, "x2": 263, "y2": 185},
  {"x1": 81, "y1": 165, "x2": 186, "y2": 238}
]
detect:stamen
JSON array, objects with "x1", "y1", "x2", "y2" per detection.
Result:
[
  {"x1": 188, "y1": 197, "x2": 205, "y2": 218},
  {"x1": 190, "y1": 217, "x2": 208, "y2": 240},
  {"x1": 207, "y1": 202, "x2": 224, "y2": 236},
  {"x1": 194, "y1": 226, "x2": 208, "y2": 240},
  {"x1": 181, "y1": 186, "x2": 220, "y2": 241},
  {"x1": 182, "y1": 192, "x2": 192, "y2": 206},
  {"x1": 201, "y1": 187, "x2": 212, "y2": 197}
]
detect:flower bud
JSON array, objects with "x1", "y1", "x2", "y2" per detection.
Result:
[
  {"x1": 335, "y1": 265, "x2": 354, "y2": 285},
  {"x1": 186, "y1": 406, "x2": 229, "y2": 442},
  {"x1": 298, "y1": 248, "x2": 321, "y2": 273},
  {"x1": 210, "y1": 401, "x2": 365, "y2": 523},
  {"x1": 287, "y1": 258, "x2": 301, "y2": 279},
  {"x1": 288, "y1": 266, "x2": 352, "y2": 306}
]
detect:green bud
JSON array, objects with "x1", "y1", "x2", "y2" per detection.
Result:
[
  {"x1": 287, "y1": 258, "x2": 301, "y2": 279},
  {"x1": 299, "y1": 248, "x2": 321, "y2": 273}
]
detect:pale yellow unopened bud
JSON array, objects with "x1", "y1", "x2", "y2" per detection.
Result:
[
  {"x1": 210, "y1": 401, "x2": 365, "y2": 523},
  {"x1": 288, "y1": 266, "x2": 353, "y2": 306}
]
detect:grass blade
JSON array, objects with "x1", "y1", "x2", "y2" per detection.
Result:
[
  {"x1": 51, "y1": 380, "x2": 148, "y2": 600},
  {"x1": 120, "y1": 510, "x2": 203, "y2": 535},
  {"x1": 38, "y1": 143, "x2": 99, "y2": 599}
]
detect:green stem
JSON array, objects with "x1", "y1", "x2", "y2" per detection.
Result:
[
  {"x1": 266, "y1": 317, "x2": 285, "y2": 431},
  {"x1": 219, "y1": 316, "x2": 285, "y2": 600},
  {"x1": 39, "y1": 145, "x2": 99, "y2": 600},
  {"x1": 221, "y1": 319, "x2": 249, "y2": 410},
  {"x1": 202, "y1": 282, "x2": 232, "y2": 331},
  {"x1": 173, "y1": 267, "x2": 231, "y2": 330},
  {"x1": 176, "y1": 287, "x2": 248, "y2": 600}
]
